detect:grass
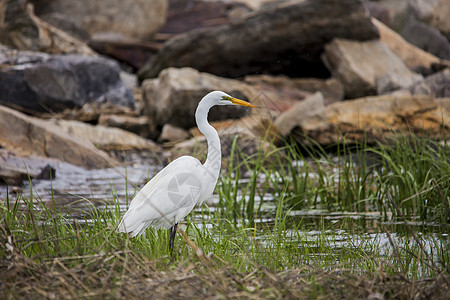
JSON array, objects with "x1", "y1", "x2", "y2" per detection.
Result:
[{"x1": 0, "y1": 134, "x2": 449, "y2": 298}]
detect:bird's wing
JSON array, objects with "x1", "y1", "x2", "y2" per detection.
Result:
[{"x1": 118, "y1": 156, "x2": 205, "y2": 236}]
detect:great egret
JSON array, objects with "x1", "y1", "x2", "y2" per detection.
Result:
[{"x1": 118, "y1": 91, "x2": 258, "y2": 249}]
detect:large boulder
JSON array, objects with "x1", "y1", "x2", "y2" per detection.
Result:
[
  {"x1": 138, "y1": 0, "x2": 379, "y2": 80},
  {"x1": 0, "y1": 49, "x2": 134, "y2": 114},
  {"x1": 142, "y1": 67, "x2": 260, "y2": 137},
  {"x1": 275, "y1": 95, "x2": 450, "y2": 146},
  {"x1": 0, "y1": 1, "x2": 95, "y2": 55},
  {"x1": 322, "y1": 38, "x2": 423, "y2": 98},
  {"x1": 0, "y1": 105, "x2": 115, "y2": 169},
  {"x1": 31, "y1": 0, "x2": 168, "y2": 41}
]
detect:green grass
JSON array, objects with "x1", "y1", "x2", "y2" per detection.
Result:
[{"x1": 1, "y1": 134, "x2": 449, "y2": 298}]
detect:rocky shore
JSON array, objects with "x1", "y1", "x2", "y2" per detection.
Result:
[{"x1": 1, "y1": 0, "x2": 449, "y2": 185}]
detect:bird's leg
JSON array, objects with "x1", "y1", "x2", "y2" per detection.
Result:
[{"x1": 169, "y1": 223, "x2": 178, "y2": 255}]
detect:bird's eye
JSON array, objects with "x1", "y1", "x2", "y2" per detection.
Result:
[{"x1": 221, "y1": 96, "x2": 232, "y2": 101}]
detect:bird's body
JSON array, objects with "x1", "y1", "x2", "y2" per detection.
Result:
[{"x1": 118, "y1": 91, "x2": 257, "y2": 238}]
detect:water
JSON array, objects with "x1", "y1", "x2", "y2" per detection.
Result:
[{"x1": 1, "y1": 159, "x2": 448, "y2": 272}]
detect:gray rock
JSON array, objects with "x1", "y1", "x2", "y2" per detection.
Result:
[
  {"x1": 138, "y1": 0, "x2": 378, "y2": 79},
  {"x1": 0, "y1": 50, "x2": 135, "y2": 114},
  {"x1": 322, "y1": 38, "x2": 423, "y2": 98},
  {"x1": 0, "y1": 149, "x2": 57, "y2": 185},
  {"x1": 401, "y1": 17, "x2": 450, "y2": 60},
  {"x1": 407, "y1": 69, "x2": 450, "y2": 98},
  {"x1": 408, "y1": 0, "x2": 450, "y2": 41}
]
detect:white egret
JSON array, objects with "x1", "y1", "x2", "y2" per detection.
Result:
[{"x1": 118, "y1": 91, "x2": 258, "y2": 249}]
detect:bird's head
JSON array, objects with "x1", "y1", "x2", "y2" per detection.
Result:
[{"x1": 207, "y1": 90, "x2": 259, "y2": 108}]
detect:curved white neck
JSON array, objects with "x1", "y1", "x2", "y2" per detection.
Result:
[{"x1": 195, "y1": 101, "x2": 221, "y2": 178}]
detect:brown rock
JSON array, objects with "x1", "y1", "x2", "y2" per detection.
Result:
[
  {"x1": 372, "y1": 18, "x2": 441, "y2": 73},
  {"x1": 322, "y1": 38, "x2": 423, "y2": 98},
  {"x1": 0, "y1": 2, "x2": 95, "y2": 55},
  {"x1": 51, "y1": 119, "x2": 159, "y2": 151},
  {"x1": 282, "y1": 95, "x2": 450, "y2": 146},
  {"x1": 159, "y1": 124, "x2": 190, "y2": 143},
  {"x1": 245, "y1": 75, "x2": 344, "y2": 106},
  {"x1": 138, "y1": 0, "x2": 378, "y2": 79},
  {"x1": 274, "y1": 92, "x2": 326, "y2": 137},
  {"x1": 31, "y1": 0, "x2": 168, "y2": 40},
  {"x1": 98, "y1": 114, "x2": 151, "y2": 138},
  {"x1": 142, "y1": 67, "x2": 260, "y2": 136},
  {"x1": 0, "y1": 105, "x2": 115, "y2": 169}
]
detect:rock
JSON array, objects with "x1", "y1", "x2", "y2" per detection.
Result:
[
  {"x1": 279, "y1": 95, "x2": 450, "y2": 146},
  {"x1": 370, "y1": 0, "x2": 450, "y2": 58},
  {"x1": 408, "y1": 0, "x2": 450, "y2": 41},
  {"x1": 234, "y1": 0, "x2": 279, "y2": 10},
  {"x1": 120, "y1": 71, "x2": 139, "y2": 90},
  {"x1": 400, "y1": 17, "x2": 450, "y2": 60},
  {"x1": 159, "y1": 124, "x2": 190, "y2": 143},
  {"x1": 190, "y1": 115, "x2": 268, "y2": 139},
  {"x1": 138, "y1": 0, "x2": 378, "y2": 80},
  {"x1": 158, "y1": 0, "x2": 250, "y2": 37},
  {"x1": 322, "y1": 38, "x2": 423, "y2": 98},
  {"x1": 372, "y1": 18, "x2": 441, "y2": 74},
  {"x1": 244, "y1": 75, "x2": 344, "y2": 106},
  {"x1": 31, "y1": 0, "x2": 168, "y2": 41},
  {"x1": 170, "y1": 118, "x2": 270, "y2": 162},
  {"x1": 142, "y1": 67, "x2": 260, "y2": 137},
  {"x1": 0, "y1": 105, "x2": 115, "y2": 169},
  {"x1": 274, "y1": 92, "x2": 326, "y2": 137},
  {"x1": 0, "y1": 50, "x2": 135, "y2": 114},
  {"x1": 0, "y1": 150, "x2": 57, "y2": 185},
  {"x1": 0, "y1": 1, "x2": 95, "y2": 55},
  {"x1": 98, "y1": 114, "x2": 151, "y2": 138},
  {"x1": 39, "y1": 12, "x2": 91, "y2": 41},
  {"x1": 50, "y1": 119, "x2": 159, "y2": 151},
  {"x1": 363, "y1": 0, "x2": 392, "y2": 26},
  {"x1": 47, "y1": 101, "x2": 136, "y2": 124},
  {"x1": 88, "y1": 39, "x2": 161, "y2": 70},
  {"x1": 396, "y1": 69, "x2": 450, "y2": 98},
  {"x1": 35, "y1": 165, "x2": 56, "y2": 180}
]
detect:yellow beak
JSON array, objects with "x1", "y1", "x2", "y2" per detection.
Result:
[{"x1": 230, "y1": 97, "x2": 260, "y2": 109}]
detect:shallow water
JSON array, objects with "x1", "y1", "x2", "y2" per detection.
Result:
[{"x1": 1, "y1": 160, "x2": 448, "y2": 270}]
